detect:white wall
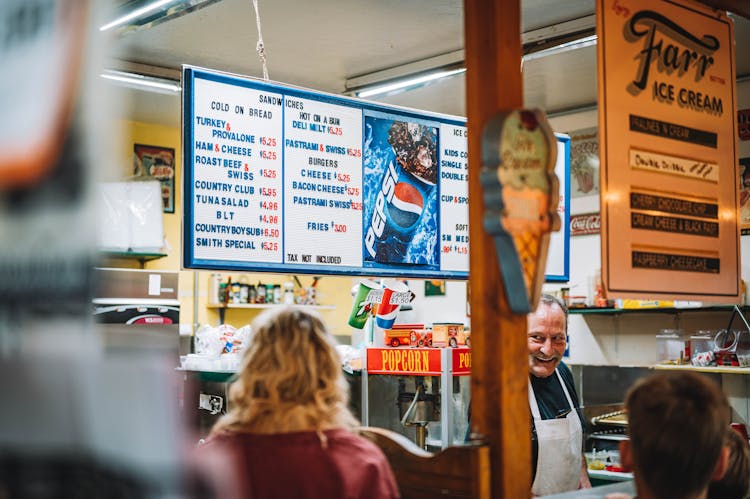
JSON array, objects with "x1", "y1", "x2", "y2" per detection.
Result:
[{"x1": 400, "y1": 280, "x2": 470, "y2": 328}]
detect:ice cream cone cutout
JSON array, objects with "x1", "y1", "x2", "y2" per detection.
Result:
[{"x1": 481, "y1": 109, "x2": 561, "y2": 313}]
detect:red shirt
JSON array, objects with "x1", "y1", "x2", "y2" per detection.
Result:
[{"x1": 204, "y1": 428, "x2": 400, "y2": 499}]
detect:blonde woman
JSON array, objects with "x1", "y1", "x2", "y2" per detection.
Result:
[{"x1": 203, "y1": 307, "x2": 399, "y2": 499}]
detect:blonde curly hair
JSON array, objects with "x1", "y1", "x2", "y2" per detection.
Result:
[{"x1": 211, "y1": 306, "x2": 358, "y2": 435}]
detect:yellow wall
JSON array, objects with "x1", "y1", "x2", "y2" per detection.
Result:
[{"x1": 114, "y1": 120, "x2": 356, "y2": 335}]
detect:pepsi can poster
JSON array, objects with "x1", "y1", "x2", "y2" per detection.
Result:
[
  {"x1": 362, "y1": 115, "x2": 439, "y2": 268},
  {"x1": 182, "y1": 66, "x2": 569, "y2": 281}
]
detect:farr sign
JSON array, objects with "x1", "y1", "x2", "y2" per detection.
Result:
[{"x1": 597, "y1": 0, "x2": 740, "y2": 302}]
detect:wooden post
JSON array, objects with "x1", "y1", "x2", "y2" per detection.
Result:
[{"x1": 464, "y1": 1, "x2": 531, "y2": 498}]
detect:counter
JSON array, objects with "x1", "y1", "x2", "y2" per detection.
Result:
[{"x1": 542, "y1": 480, "x2": 635, "y2": 498}]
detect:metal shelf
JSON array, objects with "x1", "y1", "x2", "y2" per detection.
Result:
[
  {"x1": 207, "y1": 303, "x2": 335, "y2": 310},
  {"x1": 569, "y1": 305, "x2": 744, "y2": 315},
  {"x1": 207, "y1": 303, "x2": 335, "y2": 325},
  {"x1": 653, "y1": 364, "x2": 750, "y2": 375},
  {"x1": 176, "y1": 368, "x2": 236, "y2": 383},
  {"x1": 99, "y1": 250, "x2": 167, "y2": 269}
]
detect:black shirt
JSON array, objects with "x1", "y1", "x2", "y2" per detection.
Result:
[
  {"x1": 530, "y1": 362, "x2": 585, "y2": 481},
  {"x1": 463, "y1": 362, "x2": 586, "y2": 480}
]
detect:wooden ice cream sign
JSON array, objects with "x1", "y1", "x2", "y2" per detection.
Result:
[{"x1": 481, "y1": 110, "x2": 560, "y2": 313}]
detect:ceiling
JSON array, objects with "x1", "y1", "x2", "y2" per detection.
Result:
[{"x1": 104, "y1": 0, "x2": 750, "y2": 128}]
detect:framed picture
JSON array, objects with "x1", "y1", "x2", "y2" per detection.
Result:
[
  {"x1": 425, "y1": 280, "x2": 446, "y2": 296},
  {"x1": 133, "y1": 144, "x2": 176, "y2": 213},
  {"x1": 741, "y1": 157, "x2": 750, "y2": 234},
  {"x1": 567, "y1": 127, "x2": 600, "y2": 215}
]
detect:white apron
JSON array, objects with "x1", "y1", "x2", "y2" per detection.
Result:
[{"x1": 529, "y1": 369, "x2": 583, "y2": 497}]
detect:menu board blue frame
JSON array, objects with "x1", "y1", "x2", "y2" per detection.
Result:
[{"x1": 182, "y1": 66, "x2": 570, "y2": 281}]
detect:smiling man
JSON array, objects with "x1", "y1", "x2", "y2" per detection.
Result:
[{"x1": 528, "y1": 294, "x2": 591, "y2": 497}]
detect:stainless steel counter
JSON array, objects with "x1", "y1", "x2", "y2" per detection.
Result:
[{"x1": 541, "y1": 480, "x2": 635, "y2": 498}]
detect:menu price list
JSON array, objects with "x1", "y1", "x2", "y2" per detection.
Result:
[
  {"x1": 192, "y1": 78, "x2": 283, "y2": 263},
  {"x1": 185, "y1": 68, "x2": 574, "y2": 280},
  {"x1": 283, "y1": 97, "x2": 364, "y2": 267},
  {"x1": 596, "y1": 1, "x2": 739, "y2": 298},
  {"x1": 439, "y1": 124, "x2": 470, "y2": 271}
]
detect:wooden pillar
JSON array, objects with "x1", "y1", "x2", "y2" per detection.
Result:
[{"x1": 463, "y1": 1, "x2": 531, "y2": 498}]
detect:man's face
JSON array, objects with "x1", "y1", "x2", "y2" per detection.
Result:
[{"x1": 527, "y1": 302, "x2": 567, "y2": 378}]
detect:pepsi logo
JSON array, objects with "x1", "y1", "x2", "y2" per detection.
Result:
[
  {"x1": 365, "y1": 159, "x2": 399, "y2": 258},
  {"x1": 376, "y1": 299, "x2": 400, "y2": 328},
  {"x1": 388, "y1": 182, "x2": 424, "y2": 228}
]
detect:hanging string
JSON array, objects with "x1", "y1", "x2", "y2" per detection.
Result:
[{"x1": 252, "y1": 0, "x2": 269, "y2": 80}]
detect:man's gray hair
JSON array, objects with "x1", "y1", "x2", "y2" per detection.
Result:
[{"x1": 538, "y1": 293, "x2": 568, "y2": 324}]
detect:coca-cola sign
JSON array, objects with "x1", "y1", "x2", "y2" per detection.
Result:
[{"x1": 570, "y1": 213, "x2": 600, "y2": 236}]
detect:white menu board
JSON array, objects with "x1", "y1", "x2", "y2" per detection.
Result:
[
  {"x1": 191, "y1": 78, "x2": 283, "y2": 263},
  {"x1": 439, "y1": 123, "x2": 470, "y2": 272},
  {"x1": 183, "y1": 67, "x2": 570, "y2": 281},
  {"x1": 283, "y1": 97, "x2": 364, "y2": 267}
]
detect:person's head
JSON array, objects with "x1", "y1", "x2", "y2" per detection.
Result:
[
  {"x1": 212, "y1": 307, "x2": 357, "y2": 435},
  {"x1": 527, "y1": 294, "x2": 568, "y2": 378},
  {"x1": 621, "y1": 372, "x2": 731, "y2": 499},
  {"x1": 707, "y1": 427, "x2": 750, "y2": 499}
]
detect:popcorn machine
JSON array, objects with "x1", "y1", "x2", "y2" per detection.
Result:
[{"x1": 362, "y1": 346, "x2": 471, "y2": 450}]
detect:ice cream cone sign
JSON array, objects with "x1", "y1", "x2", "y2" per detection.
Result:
[{"x1": 481, "y1": 109, "x2": 560, "y2": 313}]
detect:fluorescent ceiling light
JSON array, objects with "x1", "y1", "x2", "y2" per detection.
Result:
[
  {"x1": 101, "y1": 69, "x2": 181, "y2": 94},
  {"x1": 356, "y1": 68, "x2": 466, "y2": 99},
  {"x1": 347, "y1": 26, "x2": 598, "y2": 99},
  {"x1": 346, "y1": 50, "x2": 464, "y2": 98},
  {"x1": 100, "y1": 0, "x2": 178, "y2": 31},
  {"x1": 522, "y1": 34, "x2": 598, "y2": 62},
  {"x1": 100, "y1": 0, "x2": 221, "y2": 33}
]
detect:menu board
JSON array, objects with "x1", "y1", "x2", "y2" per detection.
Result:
[
  {"x1": 596, "y1": 0, "x2": 739, "y2": 301},
  {"x1": 183, "y1": 66, "x2": 570, "y2": 280}
]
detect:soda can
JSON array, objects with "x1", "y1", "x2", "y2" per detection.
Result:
[
  {"x1": 348, "y1": 280, "x2": 382, "y2": 329},
  {"x1": 364, "y1": 143, "x2": 437, "y2": 265},
  {"x1": 376, "y1": 280, "x2": 410, "y2": 329}
]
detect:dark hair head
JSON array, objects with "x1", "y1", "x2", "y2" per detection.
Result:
[
  {"x1": 707, "y1": 428, "x2": 750, "y2": 499},
  {"x1": 626, "y1": 372, "x2": 730, "y2": 499}
]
